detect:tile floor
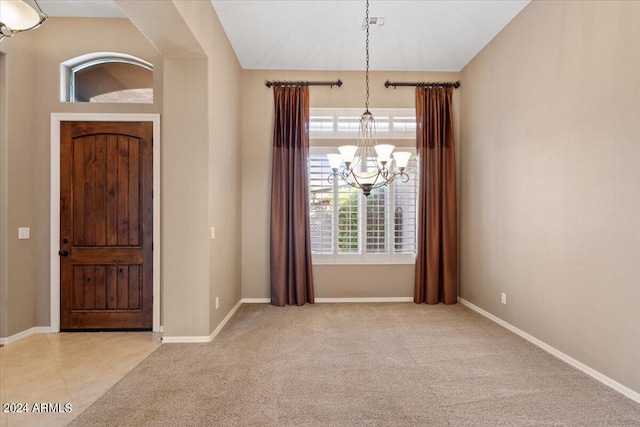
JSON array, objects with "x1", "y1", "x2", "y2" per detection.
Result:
[{"x1": 0, "y1": 332, "x2": 161, "y2": 427}]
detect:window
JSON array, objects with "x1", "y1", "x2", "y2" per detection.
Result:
[
  {"x1": 309, "y1": 148, "x2": 418, "y2": 264},
  {"x1": 61, "y1": 52, "x2": 153, "y2": 103},
  {"x1": 310, "y1": 108, "x2": 415, "y2": 139}
]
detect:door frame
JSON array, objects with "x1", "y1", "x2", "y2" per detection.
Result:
[{"x1": 50, "y1": 113, "x2": 161, "y2": 333}]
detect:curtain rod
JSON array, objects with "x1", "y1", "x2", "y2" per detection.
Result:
[
  {"x1": 384, "y1": 80, "x2": 461, "y2": 89},
  {"x1": 265, "y1": 80, "x2": 343, "y2": 88}
]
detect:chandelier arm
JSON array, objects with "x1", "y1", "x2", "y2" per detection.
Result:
[
  {"x1": 371, "y1": 182, "x2": 389, "y2": 190},
  {"x1": 350, "y1": 170, "x2": 376, "y2": 192},
  {"x1": 349, "y1": 169, "x2": 374, "y2": 180},
  {"x1": 331, "y1": 166, "x2": 408, "y2": 194},
  {"x1": 378, "y1": 173, "x2": 396, "y2": 188},
  {"x1": 326, "y1": 169, "x2": 362, "y2": 191},
  {"x1": 343, "y1": 172, "x2": 364, "y2": 190},
  {"x1": 369, "y1": 175, "x2": 393, "y2": 190},
  {"x1": 383, "y1": 174, "x2": 396, "y2": 186}
]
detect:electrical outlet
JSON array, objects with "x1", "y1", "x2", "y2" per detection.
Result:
[
  {"x1": 18, "y1": 227, "x2": 30, "y2": 240},
  {"x1": 211, "y1": 227, "x2": 216, "y2": 240},
  {"x1": 501, "y1": 293, "x2": 507, "y2": 304},
  {"x1": 215, "y1": 297, "x2": 219, "y2": 309}
]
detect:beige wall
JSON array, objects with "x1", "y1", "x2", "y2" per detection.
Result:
[
  {"x1": 241, "y1": 70, "x2": 460, "y2": 299},
  {"x1": 172, "y1": 0, "x2": 243, "y2": 334},
  {"x1": 0, "y1": 32, "x2": 38, "y2": 337},
  {"x1": 460, "y1": 0, "x2": 640, "y2": 393},
  {"x1": 0, "y1": 51, "x2": 6, "y2": 336},
  {"x1": 0, "y1": 18, "x2": 161, "y2": 337},
  {"x1": 161, "y1": 56, "x2": 211, "y2": 336}
]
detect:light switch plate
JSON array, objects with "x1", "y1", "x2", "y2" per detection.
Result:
[
  {"x1": 18, "y1": 227, "x2": 30, "y2": 240},
  {"x1": 211, "y1": 227, "x2": 216, "y2": 240}
]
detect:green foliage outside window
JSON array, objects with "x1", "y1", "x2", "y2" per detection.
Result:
[{"x1": 337, "y1": 188, "x2": 359, "y2": 253}]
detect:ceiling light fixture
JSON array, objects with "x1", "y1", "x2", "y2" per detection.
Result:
[
  {"x1": 327, "y1": 0, "x2": 411, "y2": 197},
  {"x1": 0, "y1": 0, "x2": 48, "y2": 41}
]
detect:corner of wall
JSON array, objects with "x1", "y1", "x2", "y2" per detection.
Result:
[{"x1": 0, "y1": 50, "x2": 8, "y2": 338}]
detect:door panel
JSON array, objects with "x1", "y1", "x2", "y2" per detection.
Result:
[{"x1": 60, "y1": 121, "x2": 153, "y2": 330}]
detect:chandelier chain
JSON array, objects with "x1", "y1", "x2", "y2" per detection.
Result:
[
  {"x1": 365, "y1": 0, "x2": 370, "y2": 111},
  {"x1": 326, "y1": 0, "x2": 411, "y2": 197}
]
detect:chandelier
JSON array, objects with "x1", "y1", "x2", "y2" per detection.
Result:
[
  {"x1": 0, "y1": 0, "x2": 48, "y2": 41},
  {"x1": 327, "y1": 0, "x2": 411, "y2": 197}
]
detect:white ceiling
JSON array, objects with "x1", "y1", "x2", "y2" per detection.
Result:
[
  {"x1": 34, "y1": 0, "x2": 125, "y2": 18},
  {"x1": 32, "y1": 0, "x2": 530, "y2": 72},
  {"x1": 210, "y1": 0, "x2": 530, "y2": 71}
]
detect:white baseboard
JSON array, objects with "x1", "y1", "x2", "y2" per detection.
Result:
[
  {"x1": 241, "y1": 297, "x2": 413, "y2": 304},
  {"x1": 458, "y1": 298, "x2": 640, "y2": 404},
  {"x1": 207, "y1": 299, "x2": 243, "y2": 342},
  {"x1": 162, "y1": 299, "x2": 243, "y2": 344},
  {"x1": 160, "y1": 335, "x2": 212, "y2": 343},
  {"x1": 241, "y1": 298, "x2": 271, "y2": 303},
  {"x1": 0, "y1": 326, "x2": 52, "y2": 345},
  {"x1": 316, "y1": 297, "x2": 413, "y2": 303}
]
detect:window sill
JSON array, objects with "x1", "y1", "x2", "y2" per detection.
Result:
[{"x1": 312, "y1": 261, "x2": 415, "y2": 266}]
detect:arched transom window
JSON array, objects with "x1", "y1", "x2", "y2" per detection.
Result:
[{"x1": 61, "y1": 52, "x2": 153, "y2": 103}]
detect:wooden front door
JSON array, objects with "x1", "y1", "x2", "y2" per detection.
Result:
[{"x1": 60, "y1": 121, "x2": 153, "y2": 330}]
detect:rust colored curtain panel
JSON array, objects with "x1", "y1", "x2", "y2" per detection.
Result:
[
  {"x1": 414, "y1": 86, "x2": 458, "y2": 304},
  {"x1": 270, "y1": 86, "x2": 315, "y2": 306}
]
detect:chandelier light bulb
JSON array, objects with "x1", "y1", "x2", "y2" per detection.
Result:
[
  {"x1": 338, "y1": 145, "x2": 358, "y2": 164},
  {"x1": 374, "y1": 144, "x2": 395, "y2": 164},
  {"x1": 1, "y1": 1, "x2": 39, "y2": 29},
  {"x1": 327, "y1": 153, "x2": 343, "y2": 170},
  {"x1": 0, "y1": 0, "x2": 47, "y2": 40},
  {"x1": 393, "y1": 151, "x2": 412, "y2": 170}
]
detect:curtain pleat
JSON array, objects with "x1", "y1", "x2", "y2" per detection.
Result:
[
  {"x1": 414, "y1": 86, "x2": 458, "y2": 304},
  {"x1": 270, "y1": 86, "x2": 315, "y2": 306}
]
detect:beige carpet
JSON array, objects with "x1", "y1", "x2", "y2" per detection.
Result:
[{"x1": 71, "y1": 303, "x2": 640, "y2": 426}]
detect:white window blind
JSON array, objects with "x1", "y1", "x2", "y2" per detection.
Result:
[
  {"x1": 309, "y1": 156, "x2": 333, "y2": 254},
  {"x1": 308, "y1": 149, "x2": 418, "y2": 264},
  {"x1": 365, "y1": 158, "x2": 388, "y2": 255},
  {"x1": 336, "y1": 117, "x2": 361, "y2": 133},
  {"x1": 309, "y1": 116, "x2": 334, "y2": 133},
  {"x1": 310, "y1": 108, "x2": 415, "y2": 140},
  {"x1": 392, "y1": 117, "x2": 417, "y2": 133}
]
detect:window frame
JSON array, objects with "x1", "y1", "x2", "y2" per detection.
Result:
[
  {"x1": 60, "y1": 52, "x2": 154, "y2": 103},
  {"x1": 310, "y1": 107, "x2": 416, "y2": 140},
  {"x1": 309, "y1": 146, "x2": 418, "y2": 266}
]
